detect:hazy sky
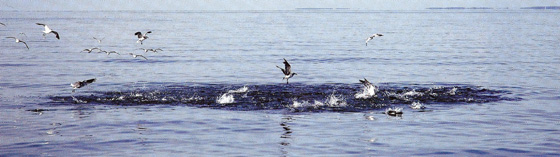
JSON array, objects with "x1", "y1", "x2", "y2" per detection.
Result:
[{"x1": 1, "y1": 0, "x2": 559, "y2": 11}]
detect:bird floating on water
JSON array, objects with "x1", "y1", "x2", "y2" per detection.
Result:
[
  {"x1": 276, "y1": 58, "x2": 297, "y2": 84},
  {"x1": 385, "y1": 107, "x2": 403, "y2": 116},
  {"x1": 128, "y1": 53, "x2": 148, "y2": 60},
  {"x1": 81, "y1": 47, "x2": 101, "y2": 53},
  {"x1": 93, "y1": 37, "x2": 104, "y2": 43},
  {"x1": 365, "y1": 33, "x2": 383, "y2": 46},
  {"x1": 36, "y1": 23, "x2": 60, "y2": 40},
  {"x1": 71, "y1": 78, "x2": 96, "y2": 92},
  {"x1": 6, "y1": 37, "x2": 29, "y2": 49},
  {"x1": 134, "y1": 31, "x2": 151, "y2": 45},
  {"x1": 140, "y1": 48, "x2": 163, "y2": 53}
]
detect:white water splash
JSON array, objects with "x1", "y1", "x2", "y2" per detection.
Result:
[
  {"x1": 217, "y1": 93, "x2": 234, "y2": 104},
  {"x1": 355, "y1": 84, "x2": 377, "y2": 99},
  {"x1": 410, "y1": 102, "x2": 426, "y2": 109},
  {"x1": 228, "y1": 86, "x2": 249, "y2": 93},
  {"x1": 402, "y1": 90, "x2": 424, "y2": 97},
  {"x1": 448, "y1": 87, "x2": 457, "y2": 95},
  {"x1": 325, "y1": 93, "x2": 347, "y2": 107},
  {"x1": 291, "y1": 94, "x2": 347, "y2": 109}
]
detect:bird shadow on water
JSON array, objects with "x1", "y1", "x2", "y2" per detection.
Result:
[{"x1": 43, "y1": 83, "x2": 521, "y2": 113}]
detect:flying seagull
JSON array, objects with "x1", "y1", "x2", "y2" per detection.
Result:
[
  {"x1": 93, "y1": 37, "x2": 104, "y2": 43},
  {"x1": 128, "y1": 53, "x2": 148, "y2": 60},
  {"x1": 6, "y1": 37, "x2": 29, "y2": 49},
  {"x1": 81, "y1": 47, "x2": 101, "y2": 53},
  {"x1": 71, "y1": 78, "x2": 96, "y2": 92},
  {"x1": 101, "y1": 50, "x2": 120, "y2": 55},
  {"x1": 134, "y1": 31, "x2": 151, "y2": 45},
  {"x1": 19, "y1": 32, "x2": 27, "y2": 37},
  {"x1": 276, "y1": 58, "x2": 297, "y2": 84},
  {"x1": 365, "y1": 33, "x2": 383, "y2": 46},
  {"x1": 0, "y1": 22, "x2": 5, "y2": 26},
  {"x1": 36, "y1": 23, "x2": 60, "y2": 40},
  {"x1": 140, "y1": 48, "x2": 163, "y2": 53}
]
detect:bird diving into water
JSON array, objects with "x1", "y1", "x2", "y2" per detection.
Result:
[
  {"x1": 365, "y1": 33, "x2": 383, "y2": 46},
  {"x1": 36, "y1": 23, "x2": 60, "y2": 40},
  {"x1": 6, "y1": 37, "x2": 29, "y2": 49},
  {"x1": 71, "y1": 78, "x2": 96, "y2": 92},
  {"x1": 134, "y1": 31, "x2": 151, "y2": 45},
  {"x1": 276, "y1": 58, "x2": 297, "y2": 84}
]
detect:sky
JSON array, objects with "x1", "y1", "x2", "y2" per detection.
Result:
[{"x1": 1, "y1": 0, "x2": 559, "y2": 11}]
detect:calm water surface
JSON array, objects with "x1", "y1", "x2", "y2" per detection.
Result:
[{"x1": 1, "y1": 10, "x2": 559, "y2": 156}]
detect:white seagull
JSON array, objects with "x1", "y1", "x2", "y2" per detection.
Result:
[
  {"x1": 71, "y1": 78, "x2": 96, "y2": 92},
  {"x1": 81, "y1": 47, "x2": 101, "y2": 53},
  {"x1": 93, "y1": 37, "x2": 105, "y2": 43},
  {"x1": 6, "y1": 37, "x2": 29, "y2": 49},
  {"x1": 140, "y1": 48, "x2": 163, "y2": 53},
  {"x1": 36, "y1": 23, "x2": 60, "y2": 40},
  {"x1": 134, "y1": 31, "x2": 151, "y2": 45},
  {"x1": 101, "y1": 50, "x2": 120, "y2": 55},
  {"x1": 276, "y1": 58, "x2": 297, "y2": 84},
  {"x1": 128, "y1": 53, "x2": 148, "y2": 60},
  {"x1": 365, "y1": 33, "x2": 383, "y2": 46}
]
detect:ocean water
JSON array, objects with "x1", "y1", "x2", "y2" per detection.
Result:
[{"x1": 1, "y1": 10, "x2": 559, "y2": 156}]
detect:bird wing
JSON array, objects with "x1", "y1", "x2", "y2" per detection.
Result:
[
  {"x1": 6, "y1": 37, "x2": 16, "y2": 39},
  {"x1": 84, "y1": 78, "x2": 96, "y2": 84},
  {"x1": 22, "y1": 41, "x2": 29, "y2": 49},
  {"x1": 359, "y1": 78, "x2": 371, "y2": 86},
  {"x1": 138, "y1": 55, "x2": 148, "y2": 60},
  {"x1": 276, "y1": 65, "x2": 286, "y2": 75},
  {"x1": 134, "y1": 32, "x2": 142, "y2": 38},
  {"x1": 146, "y1": 31, "x2": 152, "y2": 34},
  {"x1": 51, "y1": 31, "x2": 60, "y2": 39},
  {"x1": 283, "y1": 58, "x2": 291, "y2": 75},
  {"x1": 0, "y1": 22, "x2": 5, "y2": 26},
  {"x1": 36, "y1": 23, "x2": 46, "y2": 26}
]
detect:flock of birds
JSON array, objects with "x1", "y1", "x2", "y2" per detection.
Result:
[
  {"x1": 1, "y1": 21, "x2": 413, "y2": 115},
  {"x1": 1, "y1": 22, "x2": 160, "y2": 60}
]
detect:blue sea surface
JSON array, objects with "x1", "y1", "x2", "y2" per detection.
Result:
[{"x1": 0, "y1": 10, "x2": 559, "y2": 156}]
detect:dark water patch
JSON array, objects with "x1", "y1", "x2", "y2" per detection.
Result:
[
  {"x1": 0, "y1": 63, "x2": 37, "y2": 67},
  {"x1": 464, "y1": 149, "x2": 490, "y2": 155},
  {"x1": 45, "y1": 83, "x2": 520, "y2": 112},
  {"x1": 495, "y1": 148, "x2": 531, "y2": 153}
]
